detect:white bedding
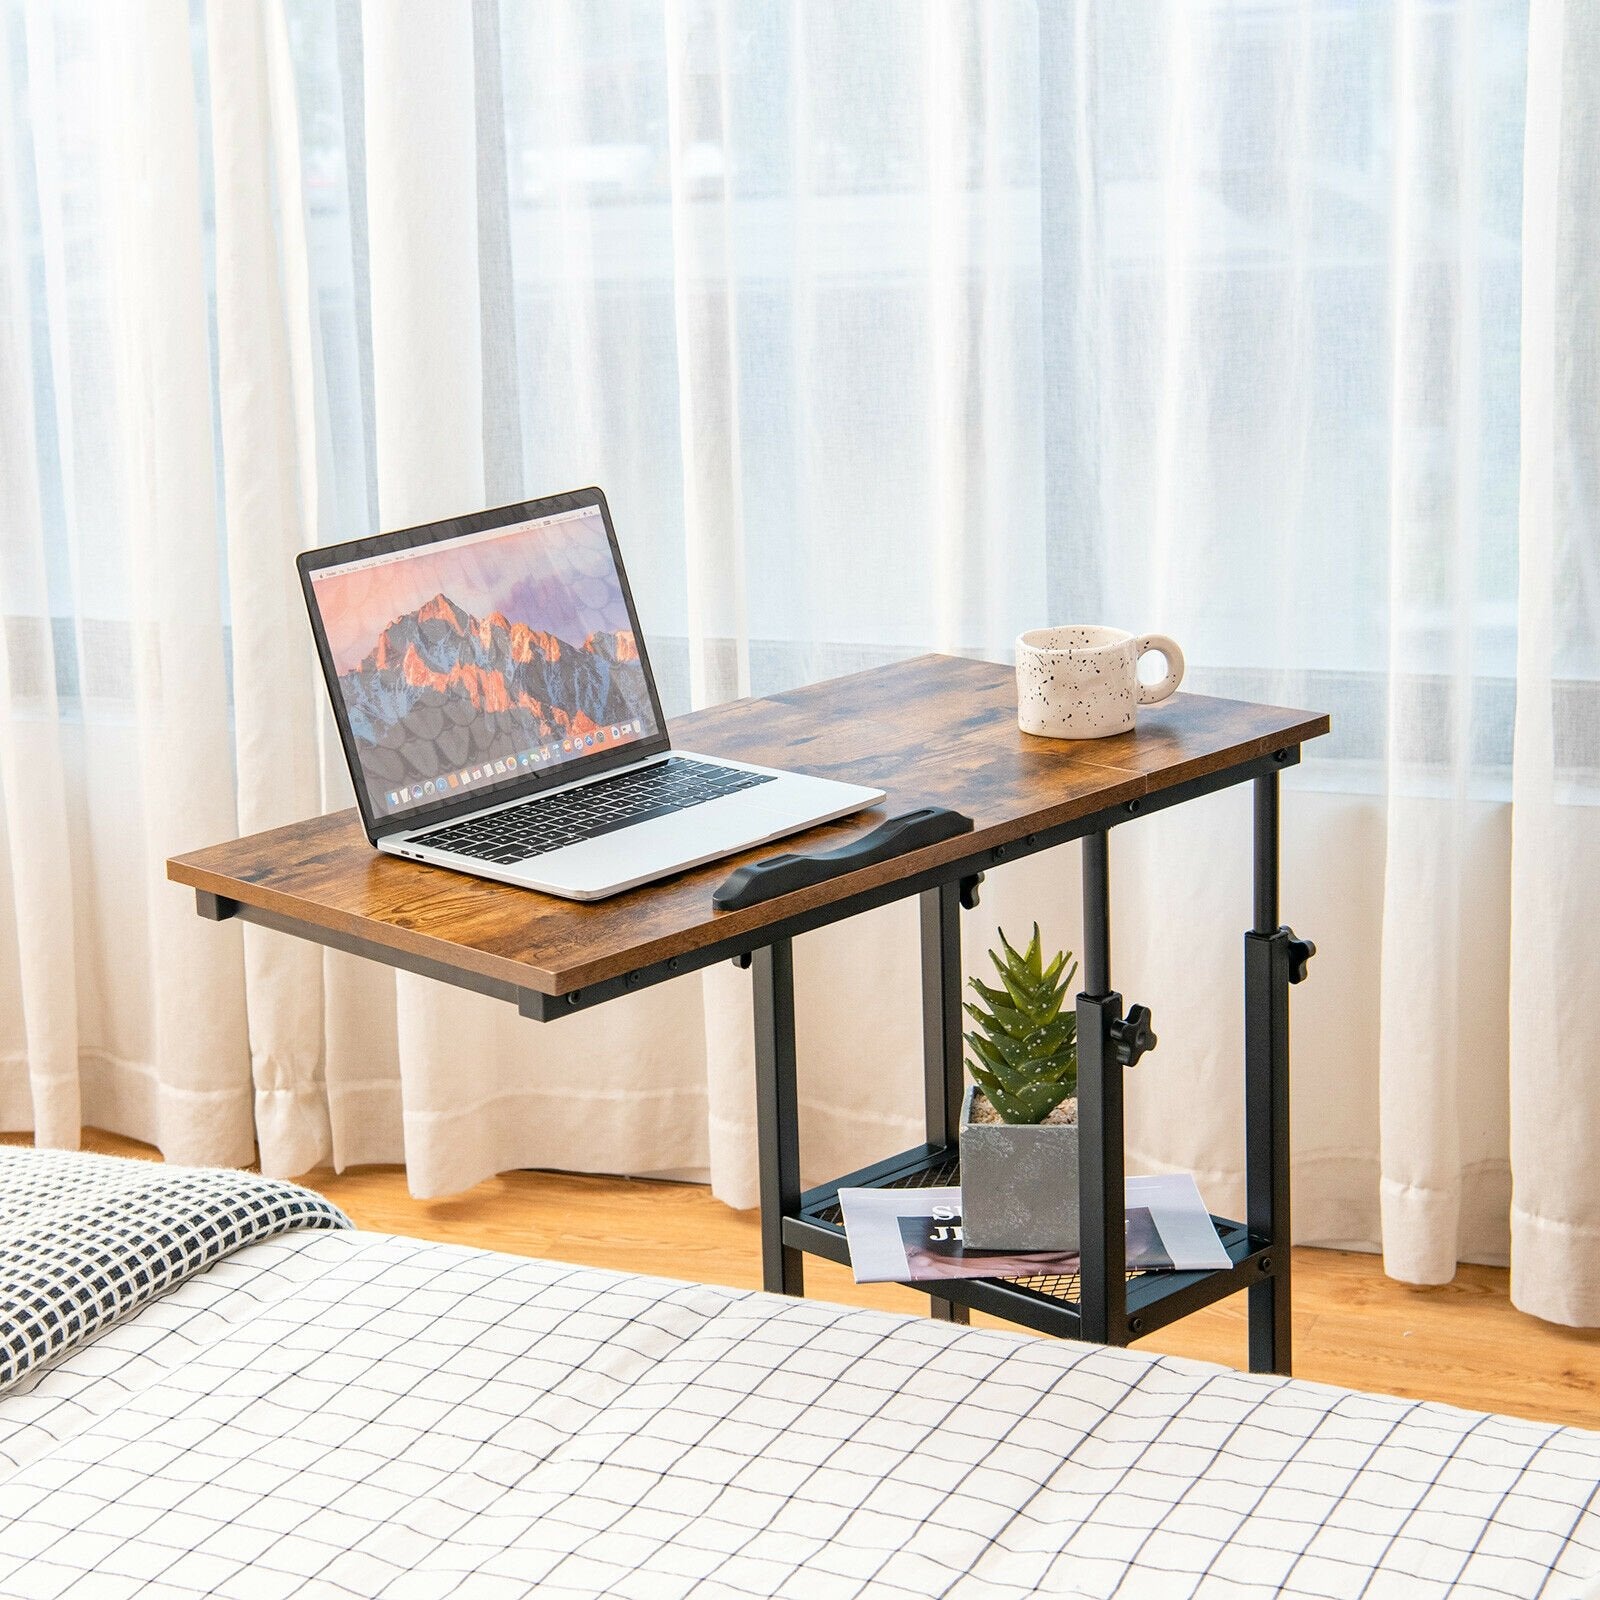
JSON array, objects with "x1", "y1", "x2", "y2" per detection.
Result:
[{"x1": 1, "y1": 1229, "x2": 1596, "y2": 1599}]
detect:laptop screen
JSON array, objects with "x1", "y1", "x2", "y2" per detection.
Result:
[{"x1": 305, "y1": 501, "x2": 663, "y2": 825}]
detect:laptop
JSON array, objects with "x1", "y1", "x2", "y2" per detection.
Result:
[{"x1": 297, "y1": 488, "x2": 884, "y2": 901}]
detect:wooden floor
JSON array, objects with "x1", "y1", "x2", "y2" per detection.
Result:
[{"x1": 24, "y1": 1130, "x2": 1600, "y2": 1432}]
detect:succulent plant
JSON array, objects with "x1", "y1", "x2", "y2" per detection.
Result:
[{"x1": 964, "y1": 924, "x2": 1079, "y2": 1125}]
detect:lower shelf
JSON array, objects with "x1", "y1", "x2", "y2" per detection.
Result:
[{"x1": 786, "y1": 1142, "x2": 1278, "y2": 1343}]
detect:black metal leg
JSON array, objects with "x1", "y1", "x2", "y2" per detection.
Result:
[
  {"x1": 921, "y1": 883, "x2": 965, "y2": 1148},
  {"x1": 921, "y1": 883, "x2": 969, "y2": 1325},
  {"x1": 753, "y1": 938, "x2": 804, "y2": 1297},
  {"x1": 1246, "y1": 773, "x2": 1293, "y2": 1374},
  {"x1": 1254, "y1": 769, "x2": 1280, "y2": 933},
  {"x1": 1077, "y1": 831, "x2": 1127, "y2": 1345}
]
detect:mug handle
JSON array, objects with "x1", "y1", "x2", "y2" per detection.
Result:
[{"x1": 1134, "y1": 634, "x2": 1185, "y2": 705}]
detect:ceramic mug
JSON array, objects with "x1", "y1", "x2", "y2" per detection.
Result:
[{"x1": 1015, "y1": 625, "x2": 1185, "y2": 739}]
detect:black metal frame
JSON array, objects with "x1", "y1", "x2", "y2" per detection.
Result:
[
  {"x1": 752, "y1": 745, "x2": 1307, "y2": 1375},
  {"x1": 195, "y1": 741, "x2": 1309, "y2": 1373}
]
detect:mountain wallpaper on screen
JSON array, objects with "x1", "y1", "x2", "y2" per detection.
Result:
[{"x1": 340, "y1": 593, "x2": 652, "y2": 790}]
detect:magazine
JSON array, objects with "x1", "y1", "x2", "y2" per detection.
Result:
[{"x1": 838, "y1": 1174, "x2": 1231, "y2": 1284}]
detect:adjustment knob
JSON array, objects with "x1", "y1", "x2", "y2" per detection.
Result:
[
  {"x1": 1110, "y1": 1003, "x2": 1157, "y2": 1067},
  {"x1": 1285, "y1": 930, "x2": 1316, "y2": 984}
]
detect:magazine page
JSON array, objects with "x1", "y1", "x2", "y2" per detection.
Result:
[
  {"x1": 836, "y1": 1187, "x2": 964, "y2": 1282},
  {"x1": 1126, "y1": 1173, "x2": 1231, "y2": 1271},
  {"x1": 838, "y1": 1177, "x2": 1229, "y2": 1284},
  {"x1": 897, "y1": 1213, "x2": 1102, "y2": 1281}
]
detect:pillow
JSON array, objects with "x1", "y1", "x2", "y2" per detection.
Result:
[{"x1": 0, "y1": 1144, "x2": 349, "y2": 1391}]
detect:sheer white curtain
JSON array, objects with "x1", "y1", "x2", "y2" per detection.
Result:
[
  {"x1": 1044, "y1": 3, "x2": 1529, "y2": 1282},
  {"x1": 1509, "y1": 0, "x2": 1600, "y2": 1327},
  {"x1": 1, "y1": 0, "x2": 255, "y2": 1166},
  {"x1": 2, "y1": 1, "x2": 1596, "y2": 1324}
]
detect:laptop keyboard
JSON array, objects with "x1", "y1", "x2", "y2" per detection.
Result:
[{"x1": 411, "y1": 757, "x2": 777, "y2": 865}]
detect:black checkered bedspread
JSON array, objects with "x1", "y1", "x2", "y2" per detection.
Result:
[
  {"x1": 1, "y1": 1225, "x2": 1596, "y2": 1598},
  {"x1": 0, "y1": 1144, "x2": 349, "y2": 1392}
]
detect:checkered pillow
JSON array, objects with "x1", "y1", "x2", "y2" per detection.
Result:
[{"x1": 0, "y1": 1144, "x2": 349, "y2": 1392}]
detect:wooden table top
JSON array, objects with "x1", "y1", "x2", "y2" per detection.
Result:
[{"x1": 168, "y1": 654, "x2": 1328, "y2": 997}]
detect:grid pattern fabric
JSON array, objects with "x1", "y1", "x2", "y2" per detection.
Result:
[
  {"x1": 1, "y1": 1228, "x2": 1595, "y2": 1598},
  {"x1": 0, "y1": 1145, "x2": 349, "y2": 1394}
]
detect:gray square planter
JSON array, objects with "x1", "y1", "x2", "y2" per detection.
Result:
[{"x1": 958, "y1": 1084, "x2": 1080, "y2": 1252}]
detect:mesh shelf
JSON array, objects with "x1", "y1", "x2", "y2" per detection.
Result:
[{"x1": 803, "y1": 1147, "x2": 1171, "y2": 1311}]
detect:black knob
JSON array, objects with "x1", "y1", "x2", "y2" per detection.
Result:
[
  {"x1": 1285, "y1": 930, "x2": 1316, "y2": 984},
  {"x1": 959, "y1": 872, "x2": 985, "y2": 911},
  {"x1": 1110, "y1": 1003, "x2": 1157, "y2": 1067}
]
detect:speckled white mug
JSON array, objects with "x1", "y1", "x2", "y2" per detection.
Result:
[{"x1": 1016, "y1": 626, "x2": 1185, "y2": 739}]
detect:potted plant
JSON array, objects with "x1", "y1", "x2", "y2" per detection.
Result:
[{"x1": 959, "y1": 924, "x2": 1080, "y2": 1252}]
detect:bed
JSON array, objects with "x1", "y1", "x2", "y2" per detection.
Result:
[{"x1": 2, "y1": 1149, "x2": 1597, "y2": 1599}]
